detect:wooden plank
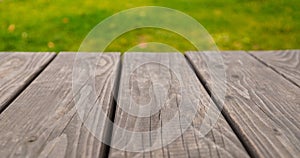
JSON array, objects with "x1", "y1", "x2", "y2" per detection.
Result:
[
  {"x1": 249, "y1": 50, "x2": 300, "y2": 87},
  {"x1": 0, "y1": 53, "x2": 120, "y2": 158},
  {"x1": 0, "y1": 52, "x2": 55, "y2": 112},
  {"x1": 186, "y1": 51, "x2": 300, "y2": 158},
  {"x1": 109, "y1": 53, "x2": 249, "y2": 158}
]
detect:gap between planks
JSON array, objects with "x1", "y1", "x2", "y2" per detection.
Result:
[
  {"x1": 186, "y1": 51, "x2": 300, "y2": 158},
  {"x1": 184, "y1": 53, "x2": 255, "y2": 158},
  {"x1": 0, "y1": 53, "x2": 57, "y2": 114},
  {"x1": 0, "y1": 53, "x2": 121, "y2": 158},
  {"x1": 108, "y1": 53, "x2": 249, "y2": 158},
  {"x1": 247, "y1": 50, "x2": 300, "y2": 88}
]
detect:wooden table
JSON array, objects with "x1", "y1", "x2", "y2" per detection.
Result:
[{"x1": 0, "y1": 51, "x2": 299, "y2": 158}]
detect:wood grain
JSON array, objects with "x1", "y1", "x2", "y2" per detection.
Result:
[
  {"x1": 0, "y1": 52, "x2": 55, "y2": 112},
  {"x1": 109, "y1": 53, "x2": 249, "y2": 158},
  {"x1": 0, "y1": 53, "x2": 120, "y2": 158},
  {"x1": 249, "y1": 50, "x2": 300, "y2": 87},
  {"x1": 186, "y1": 51, "x2": 300, "y2": 158}
]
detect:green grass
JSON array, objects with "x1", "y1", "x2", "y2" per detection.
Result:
[{"x1": 1, "y1": 0, "x2": 299, "y2": 52}]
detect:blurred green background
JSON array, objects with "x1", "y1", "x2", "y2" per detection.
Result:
[{"x1": 1, "y1": 0, "x2": 299, "y2": 52}]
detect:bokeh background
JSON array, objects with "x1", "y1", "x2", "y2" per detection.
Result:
[{"x1": 1, "y1": 0, "x2": 299, "y2": 52}]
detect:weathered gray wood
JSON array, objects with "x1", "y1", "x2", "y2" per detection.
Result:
[
  {"x1": 0, "y1": 52, "x2": 55, "y2": 112},
  {"x1": 109, "y1": 53, "x2": 249, "y2": 158},
  {"x1": 186, "y1": 51, "x2": 300, "y2": 158},
  {"x1": 0, "y1": 53, "x2": 120, "y2": 158},
  {"x1": 249, "y1": 50, "x2": 300, "y2": 87}
]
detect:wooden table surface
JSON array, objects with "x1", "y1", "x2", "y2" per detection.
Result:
[{"x1": 0, "y1": 51, "x2": 299, "y2": 158}]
